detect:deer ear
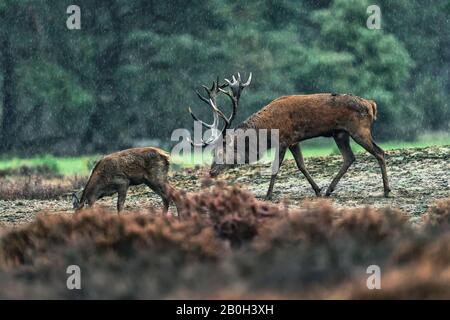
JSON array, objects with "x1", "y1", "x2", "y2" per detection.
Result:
[{"x1": 72, "y1": 193, "x2": 80, "y2": 209}]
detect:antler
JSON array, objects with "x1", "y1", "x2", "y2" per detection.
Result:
[
  {"x1": 187, "y1": 77, "x2": 228, "y2": 147},
  {"x1": 219, "y1": 72, "x2": 252, "y2": 125},
  {"x1": 224, "y1": 72, "x2": 252, "y2": 100},
  {"x1": 187, "y1": 73, "x2": 252, "y2": 147}
]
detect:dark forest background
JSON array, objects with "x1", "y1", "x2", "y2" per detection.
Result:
[{"x1": 0, "y1": 0, "x2": 449, "y2": 156}]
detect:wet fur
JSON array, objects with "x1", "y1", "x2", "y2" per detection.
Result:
[
  {"x1": 213, "y1": 93, "x2": 389, "y2": 199},
  {"x1": 75, "y1": 147, "x2": 175, "y2": 213}
]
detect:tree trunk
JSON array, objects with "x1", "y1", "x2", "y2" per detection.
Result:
[
  {"x1": 82, "y1": 1, "x2": 124, "y2": 153},
  {"x1": 0, "y1": 33, "x2": 18, "y2": 153}
]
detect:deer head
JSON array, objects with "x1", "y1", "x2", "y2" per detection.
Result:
[
  {"x1": 72, "y1": 191, "x2": 84, "y2": 210},
  {"x1": 187, "y1": 72, "x2": 252, "y2": 177}
]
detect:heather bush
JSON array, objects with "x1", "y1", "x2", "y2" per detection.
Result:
[
  {"x1": 324, "y1": 233, "x2": 450, "y2": 299},
  {"x1": 0, "y1": 164, "x2": 59, "y2": 178},
  {"x1": 172, "y1": 179, "x2": 282, "y2": 246},
  {"x1": 0, "y1": 182, "x2": 449, "y2": 299},
  {"x1": 253, "y1": 201, "x2": 409, "y2": 252},
  {"x1": 0, "y1": 175, "x2": 86, "y2": 200},
  {"x1": 0, "y1": 209, "x2": 226, "y2": 267},
  {"x1": 423, "y1": 198, "x2": 450, "y2": 227}
]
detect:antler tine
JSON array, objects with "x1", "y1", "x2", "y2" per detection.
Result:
[
  {"x1": 203, "y1": 77, "x2": 226, "y2": 95},
  {"x1": 219, "y1": 87, "x2": 232, "y2": 97},
  {"x1": 216, "y1": 71, "x2": 252, "y2": 126},
  {"x1": 207, "y1": 98, "x2": 230, "y2": 143},
  {"x1": 202, "y1": 84, "x2": 211, "y2": 94},
  {"x1": 189, "y1": 80, "x2": 221, "y2": 130},
  {"x1": 188, "y1": 106, "x2": 218, "y2": 129},
  {"x1": 219, "y1": 80, "x2": 228, "y2": 89},
  {"x1": 218, "y1": 87, "x2": 238, "y2": 123},
  {"x1": 226, "y1": 72, "x2": 252, "y2": 86},
  {"x1": 242, "y1": 72, "x2": 252, "y2": 86},
  {"x1": 196, "y1": 90, "x2": 210, "y2": 105},
  {"x1": 209, "y1": 98, "x2": 230, "y2": 127},
  {"x1": 186, "y1": 98, "x2": 226, "y2": 147},
  {"x1": 187, "y1": 77, "x2": 225, "y2": 146},
  {"x1": 219, "y1": 87, "x2": 236, "y2": 103}
]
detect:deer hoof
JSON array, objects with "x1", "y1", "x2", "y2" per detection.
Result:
[{"x1": 314, "y1": 188, "x2": 322, "y2": 196}]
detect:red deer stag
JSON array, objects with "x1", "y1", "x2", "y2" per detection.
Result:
[
  {"x1": 187, "y1": 73, "x2": 390, "y2": 200},
  {"x1": 72, "y1": 147, "x2": 177, "y2": 213}
]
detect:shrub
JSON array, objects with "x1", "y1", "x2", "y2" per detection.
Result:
[
  {"x1": 171, "y1": 179, "x2": 282, "y2": 246},
  {"x1": 423, "y1": 198, "x2": 450, "y2": 227},
  {"x1": 0, "y1": 164, "x2": 60, "y2": 178},
  {"x1": 0, "y1": 182, "x2": 450, "y2": 299},
  {"x1": 0, "y1": 208, "x2": 226, "y2": 267},
  {"x1": 0, "y1": 175, "x2": 86, "y2": 200}
]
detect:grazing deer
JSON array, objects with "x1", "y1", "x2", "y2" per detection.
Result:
[
  {"x1": 187, "y1": 73, "x2": 390, "y2": 200},
  {"x1": 72, "y1": 147, "x2": 177, "y2": 213}
]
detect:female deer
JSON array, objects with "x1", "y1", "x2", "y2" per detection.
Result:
[{"x1": 73, "y1": 147, "x2": 177, "y2": 213}]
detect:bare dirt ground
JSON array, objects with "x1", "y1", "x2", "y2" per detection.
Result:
[{"x1": 0, "y1": 145, "x2": 449, "y2": 227}]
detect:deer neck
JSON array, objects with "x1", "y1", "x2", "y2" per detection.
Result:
[{"x1": 225, "y1": 123, "x2": 269, "y2": 163}]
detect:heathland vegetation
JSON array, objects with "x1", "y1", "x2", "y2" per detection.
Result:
[{"x1": 1, "y1": 180, "x2": 450, "y2": 298}]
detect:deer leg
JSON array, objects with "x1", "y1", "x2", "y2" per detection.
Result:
[
  {"x1": 373, "y1": 142, "x2": 391, "y2": 196},
  {"x1": 265, "y1": 146, "x2": 287, "y2": 200},
  {"x1": 86, "y1": 195, "x2": 97, "y2": 209},
  {"x1": 325, "y1": 131, "x2": 355, "y2": 196},
  {"x1": 158, "y1": 186, "x2": 171, "y2": 215},
  {"x1": 117, "y1": 184, "x2": 128, "y2": 212},
  {"x1": 289, "y1": 144, "x2": 321, "y2": 196},
  {"x1": 165, "y1": 184, "x2": 182, "y2": 218},
  {"x1": 351, "y1": 130, "x2": 391, "y2": 197},
  {"x1": 146, "y1": 182, "x2": 170, "y2": 215}
]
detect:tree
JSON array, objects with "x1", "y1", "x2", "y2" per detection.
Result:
[
  {"x1": 0, "y1": 0, "x2": 447, "y2": 155},
  {"x1": 0, "y1": 1, "x2": 19, "y2": 152},
  {"x1": 380, "y1": 0, "x2": 450, "y2": 131},
  {"x1": 312, "y1": 0, "x2": 414, "y2": 139}
]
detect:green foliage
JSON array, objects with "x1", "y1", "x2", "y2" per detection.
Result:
[
  {"x1": 0, "y1": 0, "x2": 448, "y2": 155},
  {"x1": 18, "y1": 59, "x2": 94, "y2": 116},
  {"x1": 312, "y1": 0, "x2": 415, "y2": 139},
  {"x1": 0, "y1": 155, "x2": 97, "y2": 176}
]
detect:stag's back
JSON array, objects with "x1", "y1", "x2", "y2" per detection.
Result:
[{"x1": 241, "y1": 93, "x2": 377, "y2": 145}]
